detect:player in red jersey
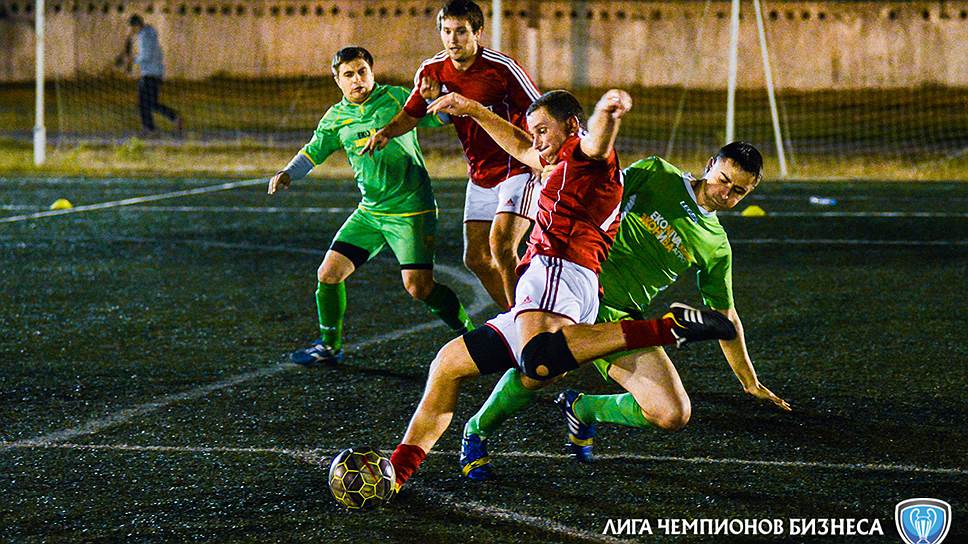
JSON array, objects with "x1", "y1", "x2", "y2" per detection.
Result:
[
  {"x1": 362, "y1": 1, "x2": 542, "y2": 310},
  {"x1": 386, "y1": 89, "x2": 734, "y2": 491}
]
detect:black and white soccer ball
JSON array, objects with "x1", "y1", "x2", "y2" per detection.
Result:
[{"x1": 328, "y1": 447, "x2": 395, "y2": 510}]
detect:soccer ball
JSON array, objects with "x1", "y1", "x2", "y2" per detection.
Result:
[{"x1": 328, "y1": 446, "x2": 396, "y2": 510}]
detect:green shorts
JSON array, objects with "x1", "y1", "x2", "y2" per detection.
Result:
[
  {"x1": 591, "y1": 304, "x2": 662, "y2": 383},
  {"x1": 331, "y1": 208, "x2": 437, "y2": 268}
]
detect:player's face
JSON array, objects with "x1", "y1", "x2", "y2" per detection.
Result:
[
  {"x1": 699, "y1": 158, "x2": 759, "y2": 211},
  {"x1": 334, "y1": 58, "x2": 375, "y2": 104},
  {"x1": 439, "y1": 17, "x2": 481, "y2": 63},
  {"x1": 527, "y1": 107, "x2": 577, "y2": 164}
]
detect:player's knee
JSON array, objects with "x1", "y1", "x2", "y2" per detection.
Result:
[
  {"x1": 317, "y1": 262, "x2": 345, "y2": 284},
  {"x1": 403, "y1": 277, "x2": 434, "y2": 301},
  {"x1": 489, "y1": 242, "x2": 518, "y2": 270},
  {"x1": 520, "y1": 331, "x2": 578, "y2": 380},
  {"x1": 462, "y1": 251, "x2": 492, "y2": 274},
  {"x1": 652, "y1": 397, "x2": 691, "y2": 432}
]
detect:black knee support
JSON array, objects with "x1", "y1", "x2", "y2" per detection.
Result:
[{"x1": 520, "y1": 330, "x2": 579, "y2": 380}]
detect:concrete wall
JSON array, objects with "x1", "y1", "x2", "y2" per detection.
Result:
[{"x1": 1, "y1": 0, "x2": 967, "y2": 88}]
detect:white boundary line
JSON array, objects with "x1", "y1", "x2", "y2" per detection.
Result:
[
  {"x1": 7, "y1": 442, "x2": 964, "y2": 477},
  {"x1": 1, "y1": 239, "x2": 491, "y2": 450},
  {"x1": 0, "y1": 178, "x2": 266, "y2": 223},
  {"x1": 4, "y1": 204, "x2": 966, "y2": 218},
  {"x1": 3, "y1": 235, "x2": 965, "y2": 249}
]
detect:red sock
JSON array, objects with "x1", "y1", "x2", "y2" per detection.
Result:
[
  {"x1": 621, "y1": 318, "x2": 677, "y2": 349},
  {"x1": 390, "y1": 443, "x2": 427, "y2": 488}
]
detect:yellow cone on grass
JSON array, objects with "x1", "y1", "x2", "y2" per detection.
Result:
[
  {"x1": 50, "y1": 198, "x2": 73, "y2": 210},
  {"x1": 741, "y1": 205, "x2": 766, "y2": 217}
]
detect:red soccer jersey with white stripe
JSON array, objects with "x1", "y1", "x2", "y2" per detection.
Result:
[
  {"x1": 404, "y1": 48, "x2": 541, "y2": 188},
  {"x1": 519, "y1": 134, "x2": 623, "y2": 275}
]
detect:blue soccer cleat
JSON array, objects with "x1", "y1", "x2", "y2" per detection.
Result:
[
  {"x1": 459, "y1": 432, "x2": 494, "y2": 481},
  {"x1": 555, "y1": 390, "x2": 596, "y2": 463},
  {"x1": 290, "y1": 340, "x2": 344, "y2": 366}
]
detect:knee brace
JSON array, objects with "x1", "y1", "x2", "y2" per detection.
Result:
[{"x1": 520, "y1": 330, "x2": 579, "y2": 380}]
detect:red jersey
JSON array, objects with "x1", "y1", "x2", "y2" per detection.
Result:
[
  {"x1": 519, "y1": 134, "x2": 623, "y2": 275},
  {"x1": 404, "y1": 48, "x2": 541, "y2": 188}
]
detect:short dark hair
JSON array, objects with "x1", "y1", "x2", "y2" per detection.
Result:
[
  {"x1": 715, "y1": 141, "x2": 764, "y2": 182},
  {"x1": 526, "y1": 90, "x2": 585, "y2": 127},
  {"x1": 331, "y1": 46, "x2": 374, "y2": 76},
  {"x1": 437, "y1": 0, "x2": 485, "y2": 32},
  {"x1": 128, "y1": 14, "x2": 144, "y2": 27}
]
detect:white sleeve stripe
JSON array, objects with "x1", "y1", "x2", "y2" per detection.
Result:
[
  {"x1": 412, "y1": 51, "x2": 449, "y2": 86},
  {"x1": 481, "y1": 49, "x2": 541, "y2": 102}
]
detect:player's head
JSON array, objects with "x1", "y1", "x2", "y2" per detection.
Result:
[
  {"x1": 525, "y1": 90, "x2": 584, "y2": 163},
  {"x1": 698, "y1": 142, "x2": 764, "y2": 211},
  {"x1": 331, "y1": 46, "x2": 375, "y2": 104},
  {"x1": 437, "y1": 1, "x2": 485, "y2": 63},
  {"x1": 128, "y1": 14, "x2": 144, "y2": 29}
]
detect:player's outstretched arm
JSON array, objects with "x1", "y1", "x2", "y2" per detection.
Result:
[
  {"x1": 580, "y1": 89, "x2": 632, "y2": 160},
  {"x1": 427, "y1": 93, "x2": 542, "y2": 169},
  {"x1": 267, "y1": 171, "x2": 290, "y2": 195},
  {"x1": 361, "y1": 109, "x2": 421, "y2": 156},
  {"x1": 716, "y1": 308, "x2": 792, "y2": 411}
]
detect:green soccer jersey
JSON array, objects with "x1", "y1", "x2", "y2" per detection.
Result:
[
  {"x1": 299, "y1": 84, "x2": 444, "y2": 215},
  {"x1": 600, "y1": 156, "x2": 734, "y2": 313}
]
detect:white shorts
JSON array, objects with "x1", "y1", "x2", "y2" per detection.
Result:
[
  {"x1": 463, "y1": 172, "x2": 540, "y2": 222},
  {"x1": 483, "y1": 255, "x2": 600, "y2": 364}
]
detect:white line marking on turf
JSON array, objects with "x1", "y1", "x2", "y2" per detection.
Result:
[
  {"x1": 8, "y1": 442, "x2": 965, "y2": 477},
  {"x1": 0, "y1": 240, "x2": 491, "y2": 450},
  {"x1": 4, "y1": 443, "x2": 618, "y2": 543},
  {"x1": 0, "y1": 178, "x2": 266, "y2": 224},
  {"x1": 731, "y1": 238, "x2": 967, "y2": 246}
]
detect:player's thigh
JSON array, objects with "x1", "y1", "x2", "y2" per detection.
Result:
[
  {"x1": 463, "y1": 220, "x2": 493, "y2": 263},
  {"x1": 318, "y1": 249, "x2": 357, "y2": 283},
  {"x1": 382, "y1": 211, "x2": 436, "y2": 267},
  {"x1": 432, "y1": 335, "x2": 484, "y2": 382},
  {"x1": 606, "y1": 347, "x2": 690, "y2": 426},
  {"x1": 329, "y1": 209, "x2": 386, "y2": 272},
  {"x1": 400, "y1": 268, "x2": 435, "y2": 300}
]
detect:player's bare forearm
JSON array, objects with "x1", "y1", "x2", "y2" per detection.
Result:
[
  {"x1": 717, "y1": 308, "x2": 792, "y2": 411},
  {"x1": 380, "y1": 109, "x2": 421, "y2": 139},
  {"x1": 580, "y1": 89, "x2": 632, "y2": 160},
  {"x1": 428, "y1": 93, "x2": 540, "y2": 168}
]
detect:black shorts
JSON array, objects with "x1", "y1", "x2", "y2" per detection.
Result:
[{"x1": 463, "y1": 325, "x2": 517, "y2": 375}]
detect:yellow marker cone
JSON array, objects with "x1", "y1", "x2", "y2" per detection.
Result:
[
  {"x1": 741, "y1": 205, "x2": 766, "y2": 217},
  {"x1": 50, "y1": 198, "x2": 73, "y2": 210}
]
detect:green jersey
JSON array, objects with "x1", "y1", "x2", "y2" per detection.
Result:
[
  {"x1": 600, "y1": 156, "x2": 734, "y2": 313},
  {"x1": 300, "y1": 84, "x2": 444, "y2": 215}
]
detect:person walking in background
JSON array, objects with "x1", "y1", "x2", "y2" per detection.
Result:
[{"x1": 124, "y1": 15, "x2": 182, "y2": 137}]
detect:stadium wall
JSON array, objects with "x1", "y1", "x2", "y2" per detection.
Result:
[{"x1": 1, "y1": 0, "x2": 966, "y2": 89}]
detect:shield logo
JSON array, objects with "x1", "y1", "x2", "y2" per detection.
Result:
[{"x1": 895, "y1": 498, "x2": 952, "y2": 544}]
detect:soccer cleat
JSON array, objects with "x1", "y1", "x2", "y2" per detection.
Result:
[
  {"x1": 555, "y1": 390, "x2": 596, "y2": 463},
  {"x1": 289, "y1": 340, "x2": 344, "y2": 366},
  {"x1": 459, "y1": 432, "x2": 494, "y2": 481},
  {"x1": 664, "y1": 303, "x2": 737, "y2": 348}
]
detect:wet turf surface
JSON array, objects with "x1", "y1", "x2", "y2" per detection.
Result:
[{"x1": 1, "y1": 177, "x2": 966, "y2": 543}]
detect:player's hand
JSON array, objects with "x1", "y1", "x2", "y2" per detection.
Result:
[
  {"x1": 744, "y1": 381, "x2": 792, "y2": 411},
  {"x1": 360, "y1": 130, "x2": 390, "y2": 156},
  {"x1": 419, "y1": 76, "x2": 441, "y2": 101},
  {"x1": 596, "y1": 89, "x2": 633, "y2": 120},
  {"x1": 267, "y1": 171, "x2": 291, "y2": 195},
  {"x1": 427, "y1": 92, "x2": 478, "y2": 118}
]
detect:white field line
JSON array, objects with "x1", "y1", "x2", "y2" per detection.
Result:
[
  {"x1": 0, "y1": 240, "x2": 491, "y2": 450},
  {"x1": 0, "y1": 178, "x2": 266, "y2": 223},
  {"x1": 730, "y1": 238, "x2": 967, "y2": 246},
  {"x1": 4, "y1": 203, "x2": 966, "y2": 218},
  {"x1": 7, "y1": 442, "x2": 966, "y2": 477},
  {"x1": 3, "y1": 235, "x2": 965, "y2": 249}
]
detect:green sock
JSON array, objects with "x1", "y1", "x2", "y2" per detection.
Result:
[
  {"x1": 464, "y1": 368, "x2": 536, "y2": 439},
  {"x1": 574, "y1": 393, "x2": 651, "y2": 428},
  {"x1": 316, "y1": 281, "x2": 346, "y2": 351},
  {"x1": 423, "y1": 282, "x2": 474, "y2": 332}
]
